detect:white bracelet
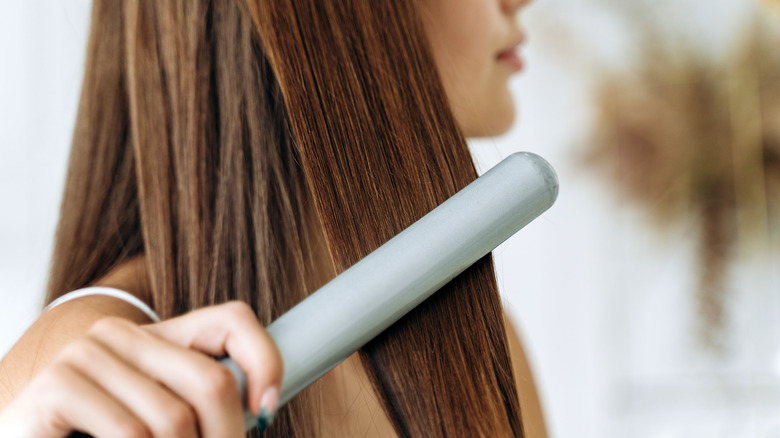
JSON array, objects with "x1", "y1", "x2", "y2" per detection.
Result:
[{"x1": 45, "y1": 287, "x2": 161, "y2": 323}]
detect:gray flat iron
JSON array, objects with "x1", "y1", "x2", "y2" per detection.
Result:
[{"x1": 220, "y1": 152, "x2": 559, "y2": 430}]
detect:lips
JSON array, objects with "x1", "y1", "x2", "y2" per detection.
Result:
[{"x1": 496, "y1": 35, "x2": 525, "y2": 71}]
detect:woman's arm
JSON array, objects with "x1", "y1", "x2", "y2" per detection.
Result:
[
  {"x1": 0, "y1": 294, "x2": 155, "y2": 408},
  {"x1": 0, "y1": 255, "x2": 154, "y2": 405},
  {"x1": 0, "y1": 259, "x2": 282, "y2": 437}
]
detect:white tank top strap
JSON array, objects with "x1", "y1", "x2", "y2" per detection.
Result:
[{"x1": 44, "y1": 286, "x2": 161, "y2": 323}]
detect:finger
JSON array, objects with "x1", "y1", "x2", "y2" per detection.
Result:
[
  {"x1": 87, "y1": 317, "x2": 244, "y2": 438},
  {"x1": 56, "y1": 337, "x2": 199, "y2": 438},
  {"x1": 13, "y1": 363, "x2": 149, "y2": 438},
  {"x1": 145, "y1": 301, "x2": 283, "y2": 417}
]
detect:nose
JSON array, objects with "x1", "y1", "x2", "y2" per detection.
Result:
[{"x1": 501, "y1": 0, "x2": 530, "y2": 14}]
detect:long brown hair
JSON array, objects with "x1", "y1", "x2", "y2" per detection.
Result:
[{"x1": 47, "y1": 0, "x2": 523, "y2": 436}]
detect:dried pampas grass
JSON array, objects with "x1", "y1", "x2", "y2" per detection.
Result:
[{"x1": 586, "y1": 8, "x2": 780, "y2": 351}]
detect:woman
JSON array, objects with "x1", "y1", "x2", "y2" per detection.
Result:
[{"x1": 0, "y1": 0, "x2": 546, "y2": 436}]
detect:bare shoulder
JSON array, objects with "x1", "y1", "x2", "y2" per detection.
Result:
[
  {"x1": 503, "y1": 311, "x2": 549, "y2": 438},
  {"x1": 316, "y1": 313, "x2": 549, "y2": 438},
  {"x1": 88, "y1": 255, "x2": 152, "y2": 306}
]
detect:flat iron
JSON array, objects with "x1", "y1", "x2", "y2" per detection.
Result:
[{"x1": 221, "y1": 152, "x2": 559, "y2": 430}]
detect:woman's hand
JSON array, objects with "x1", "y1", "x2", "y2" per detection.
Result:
[{"x1": 0, "y1": 301, "x2": 282, "y2": 437}]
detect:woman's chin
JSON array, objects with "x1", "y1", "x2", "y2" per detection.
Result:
[{"x1": 461, "y1": 104, "x2": 516, "y2": 139}]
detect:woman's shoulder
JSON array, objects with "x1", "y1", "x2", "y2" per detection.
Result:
[
  {"x1": 504, "y1": 313, "x2": 549, "y2": 438},
  {"x1": 87, "y1": 255, "x2": 152, "y2": 308}
]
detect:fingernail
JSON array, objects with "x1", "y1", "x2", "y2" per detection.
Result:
[{"x1": 257, "y1": 386, "x2": 279, "y2": 431}]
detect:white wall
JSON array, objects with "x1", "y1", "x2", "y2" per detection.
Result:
[
  {"x1": 0, "y1": 0, "x2": 92, "y2": 355},
  {"x1": 1, "y1": 1, "x2": 779, "y2": 437}
]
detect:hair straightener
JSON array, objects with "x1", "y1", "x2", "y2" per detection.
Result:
[{"x1": 220, "y1": 152, "x2": 559, "y2": 430}]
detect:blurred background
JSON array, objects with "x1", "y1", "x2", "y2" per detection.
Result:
[{"x1": 1, "y1": 0, "x2": 779, "y2": 437}]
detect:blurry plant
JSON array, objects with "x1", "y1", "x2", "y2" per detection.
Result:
[{"x1": 586, "y1": 9, "x2": 780, "y2": 351}]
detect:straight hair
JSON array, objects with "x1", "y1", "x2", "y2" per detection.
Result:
[{"x1": 47, "y1": 0, "x2": 524, "y2": 436}]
